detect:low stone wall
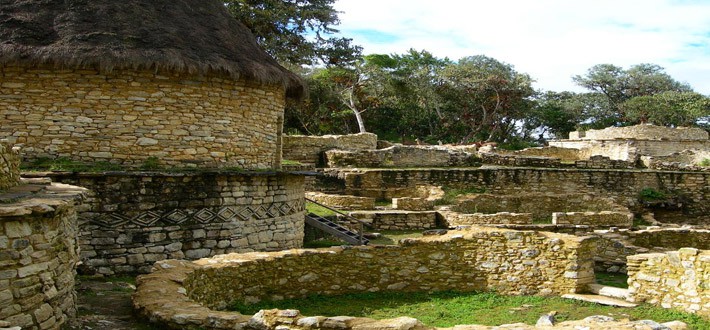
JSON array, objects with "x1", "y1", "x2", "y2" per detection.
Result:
[
  {"x1": 325, "y1": 145, "x2": 480, "y2": 168},
  {"x1": 479, "y1": 153, "x2": 563, "y2": 168},
  {"x1": 282, "y1": 133, "x2": 377, "y2": 166},
  {"x1": 552, "y1": 211, "x2": 633, "y2": 228},
  {"x1": 441, "y1": 211, "x2": 533, "y2": 226},
  {"x1": 25, "y1": 171, "x2": 305, "y2": 275},
  {"x1": 347, "y1": 210, "x2": 440, "y2": 230},
  {"x1": 550, "y1": 139, "x2": 710, "y2": 161},
  {"x1": 627, "y1": 248, "x2": 709, "y2": 316},
  {"x1": 573, "y1": 155, "x2": 636, "y2": 169},
  {"x1": 305, "y1": 192, "x2": 375, "y2": 210},
  {"x1": 641, "y1": 149, "x2": 710, "y2": 171},
  {"x1": 392, "y1": 197, "x2": 434, "y2": 211},
  {"x1": 497, "y1": 146, "x2": 582, "y2": 162},
  {"x1": 569, "y1": 124, "x2": 709, "y2": 141},
  {"x1": 630, "y1": 228, "x2": 710, "y2": 250},
  {"x1": 0, "y1": 180, "x2": 86, "y2": 329},
  {"x1": 453, "y1": 193, "x2": 626, "y2": 222},
  {"x1": 184, "y1": 228, "x2": 596, "y2": 309},
  {"x1": 332, "y1": 168, "x2": 709, "y2": 221},
  {"x1": 590, "y1": 228, "x2": 710, "y2": 274},
  {"x1": 0, "y1": 141, "x2": 20, "y2": 191}
]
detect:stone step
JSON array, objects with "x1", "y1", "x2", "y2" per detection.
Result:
[
  {"x1": 588, "y1": 283, "x2": 630, "y2": 300},
  {"x1": 561, "y1": 293, "x2": 637, "y2": 308}
]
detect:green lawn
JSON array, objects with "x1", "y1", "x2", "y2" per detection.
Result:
[{"x1": 230, "y1": 291, "x2": 709, "y2": 329}]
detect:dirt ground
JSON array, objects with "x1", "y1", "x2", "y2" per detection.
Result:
[{"x1": 64, "y1": 276, "x2": 159, "y2": 330}]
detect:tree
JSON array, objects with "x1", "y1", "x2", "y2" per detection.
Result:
[
  {"x1": 225, "y1": 0, "x2": 362, "y2": 66},
  {"x1": 572, "y1": 63, "x2": 693, "y2": 126},
  {"x1": 622, "y1": 91, "x2": 710, "y2": 127},
  {"x1": 437, "y1": 55, "x2": 535, "y2": 143}
]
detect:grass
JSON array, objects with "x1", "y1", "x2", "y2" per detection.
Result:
[
  {"x1": 595, "y1": 272, "x2": 628, "y2": 288},
  {"x1": 633, "y1": 215, "x2": 652, "y2": 228},
  {"x1": 229, "y1": 291, "x2": 709, "y2": 329},
  {"x1": 306, "y1": 203, "x2": 339, "y2": 217},
  {"x1": 22, "y1": 157, "x2": 123, "y2": 172},
  {"x1": 281, "y1": 159, "x2": 304, "y2": 166},
  {"x1": 699, "y1": 158, "x2": 710, "y2": 167},
  {"x1": 435, "y1": 186, "x2": 486, "y2": 205}
]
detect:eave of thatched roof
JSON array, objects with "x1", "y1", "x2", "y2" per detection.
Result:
[{"x1": 0, "y1": 0, "x2": 304, "y2": 98}]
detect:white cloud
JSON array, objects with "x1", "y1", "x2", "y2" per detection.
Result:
[{"x1": 333, "y1": 0, "x2": 710, "y2": 93}]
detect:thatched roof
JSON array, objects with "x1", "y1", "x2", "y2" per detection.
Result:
[{"x1": 0, "y1": 0, "x2": 304, "y2": 98}]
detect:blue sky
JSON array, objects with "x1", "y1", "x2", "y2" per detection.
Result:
[{"x1": 333, "y1": 0, "x2": 710, "y2": 94}]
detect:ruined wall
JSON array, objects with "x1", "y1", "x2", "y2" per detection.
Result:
[
  {"x1": 282, "y1": 133, "x2": 377, "y2": 166},
  {"x1": 26, "y1": 172, "x2": 305, "y2": 275},
  {"x1": 325, "y1": 145, "x2": 479, "y2": 168},
  {"x1": 0, "y1": 65, "x2": 285, "y2": 170},
  {"x1": 305, "y1": 192, "x2": 375, "y2": 210},
  {"x1": 627, "y1": 248, "x2": 709, "y2": 316},
  {"x1": 552, "y1": 212, "x2": 633, "y2": 228},
  {"x1": 185, "y1": 228, "x2": 596, "y2": 309},
  {"x1": 452, "y1": 193, "x2": 626, "y2": 221},
  {"x1": 0, "y1": 141, "x2": 20, "y2": 190},
  {"x1": 392, "y1": 197, "x2": 434, "y2": 211},
  {"x1": 497, "y1": 146, "x2": 583, "y2": 161},
  {"x1": 550, "y1": 139, "x2": 710, "y2": 161},
  {"x1": 335, "y1": 168, "x2": 709, "y2": 221},
  {"x1": 346, "y1": 210, "x2": 439, "y2": 230},
  {"x1": 0, "y1": 181, "x2": 86, "y2": 329},
  {"x1": 641, "y1": 149, "x2": 710, "y2": 171},
  {"x1": 570, "y1": 125, "x2": 708, "y2": 141},
  {"x1": 441, "y1": 211, "x2": 533, "y2": 226}
]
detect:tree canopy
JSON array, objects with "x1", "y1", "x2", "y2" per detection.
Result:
[{"x1": 225, "y1": 0, "x2": 361, "y2": 66}]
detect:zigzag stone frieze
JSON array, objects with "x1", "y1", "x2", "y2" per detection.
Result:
[{"x1": 90, "y1": 199, "x2": 305, "y2": 228}]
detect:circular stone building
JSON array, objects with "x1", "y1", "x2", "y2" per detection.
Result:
[{"x1": 0, "y1": 0, "x2": 303, "y2": 170}]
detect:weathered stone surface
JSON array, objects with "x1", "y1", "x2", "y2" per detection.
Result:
[
  {"x1": 0, "y1": 181, "x2": 85, "y2": 329},
  {"x1": 25, "y1": 171, "x2": 305, "y2": 275},
  {"x1": 347, "y1": 210, "x2": 439, "y2": 230},
  {"x1": 0, "y1": 66, "x2": 286, "y2": 170},
  {"x1": 185, "y1": 227, "x2": 596, "y2": 309},
  {"x1": 627, "y1": 249, "x2": 709, "y2": 317},
  {"x1": 552, "y1": 211, "x2": 633, "y2": 228},
  {"x1": 324, "y1": 144, "x2": 480, "y2": 168},
  {"x1": 392, "y1": 198, "x2": 433, "y2": 211},
  {"x1": 283, "y1": 133, "x2": 378, "y2": 166},
  {"x1": 306, "y1": 192, "x2": 375, "y2": 210},
  {"x1": 0, "y1": 142, "x2": 20, "y2": 191}
]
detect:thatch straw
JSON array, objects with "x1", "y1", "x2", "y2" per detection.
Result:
[{"x1": 0, "y1": 0, "x2": 304, "y2": 98}]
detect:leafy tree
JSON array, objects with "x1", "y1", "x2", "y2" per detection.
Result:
[
  {"x1": 437, "y1": 56, "x2": 535, "y2": 143},
  {"x1": 225, "y1": 0, "x2": 362, "y2": 66},
  {"x1": 572, "y1": 63, "x2": 693, "y2": 126},
  {"x1": 622, "y1": 91, "x2": 710, "y2": 127}
]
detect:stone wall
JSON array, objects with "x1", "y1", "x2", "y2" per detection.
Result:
[
  {"x1": 0, "y1": 65, "x2": 286, "y2": 170},
  {"x1": 332, "y1": 168, "x2": 709, "y2": 222},
  {"x1": 0, "y1": 141, "x2": 20, "y2": 191},
  {"x1": 325, "y1": 145, "x2": 480, "y2": 168},
  {"x1": 627, "y1": 248, "x2": 709, "y2": 316},
  {"x1": 184, "y1": 227, "x2": 596, "y2": 310},
  {"x1": 392, "y1": 197, "x2": 434, "y2": 211},
  {"x1": 552, "y1": 212, "x2": 633, "y2": 228},
  {"x1": 25, "y1": 171, "x2": 305, "y2": 275},
  {"x1": 497, "y1": 146, "x2": 582, "y2": 162},
  {"x1": 641, "y1": 149, "x2": 710, "y2": 171},
  {"x1": 282, "y1": 133, "x2": 377, "y2": 166},
  {"x1": 0, "y1": 180, "x2": 86, "y2": 329},
  {"x1": 550, "y1": 139, "x2": 710, "y2": 161},
  {"x1": 569, "y1": 124, "x2": 708, "y2": 141},
  {"x1": 452, "y1": 193, "x2": 626, "y2": 222},
  {"x1": 346, "y1": 210, "x2": 440, "y2": 230},
  {"x1": 479, "y1": 153, "x2": 563, "y2": 168},
  {"x1": 441, "y1": 211, "x2": 533, "y2": 226},
  {"x1": 305, "y1": 192, "x2": 375, "y2": 210}
]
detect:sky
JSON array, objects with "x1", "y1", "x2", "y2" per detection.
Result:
[{"x1": 332, "y1": 0, "x2": 710, "y2": 94}]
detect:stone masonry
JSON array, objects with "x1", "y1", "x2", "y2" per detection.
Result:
[
  {"x1": 282, "y1": 133, "x2": 377, "y2": 166},
  {"x1": 627, "y1": 248, "x2": 709, "y2": 317},
  {"x1": 0, "y1": 177, "x2": 86, "y2": 329},
  {"x1": 0, "y1": 141, "x2": 20, "y2": 191},
  {"x1": 0, "y1": 66, "x2": 286, "y2": 170},
  {"x1": 133, "y1": 227, "x2": 596, "y2": 329},
  {"x1": 25, "y1": 171, "x2": 305, "y2": 275}
]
